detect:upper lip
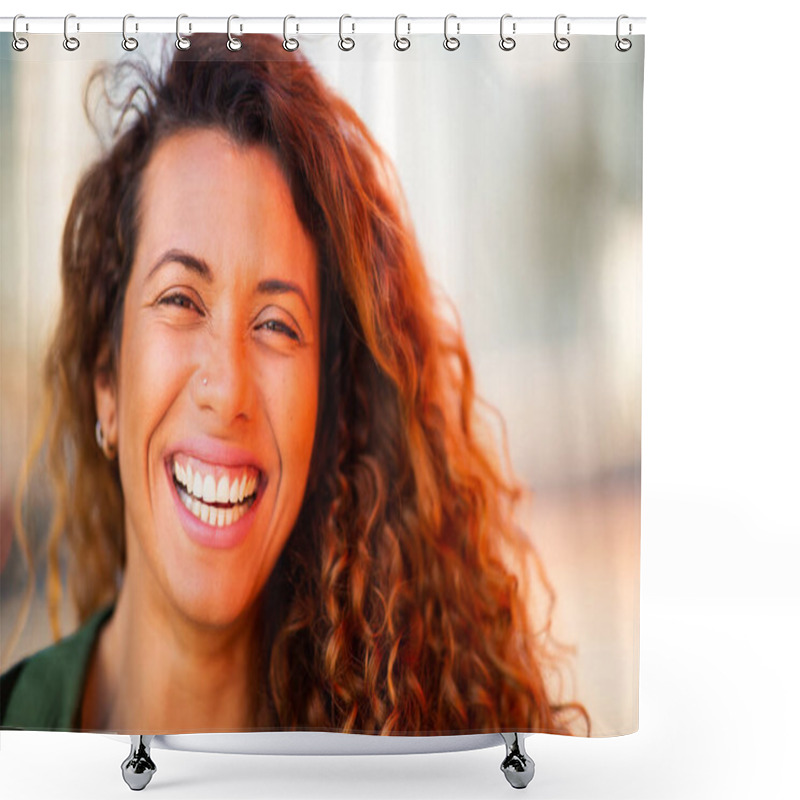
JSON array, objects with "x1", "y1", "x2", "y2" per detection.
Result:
[{"x1": 166, "y1": 437, "x2": 266, "y2": 474}]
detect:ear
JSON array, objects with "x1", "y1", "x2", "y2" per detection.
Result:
[{"x1": 93, "y1": 343, "x2": 118, "y2": 457}]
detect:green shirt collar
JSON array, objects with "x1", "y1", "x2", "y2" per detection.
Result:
[{"x1": 1, "y1": 604, "x2": 114, "y2": 731}]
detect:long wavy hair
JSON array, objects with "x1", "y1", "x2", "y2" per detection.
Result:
[{"x1": 11, "y1": 34, "x2": 587, "y2": 735}]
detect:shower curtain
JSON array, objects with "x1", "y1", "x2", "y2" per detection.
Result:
[{"x1": 0, "y1": 20, "x2": 643, "y2": 742}]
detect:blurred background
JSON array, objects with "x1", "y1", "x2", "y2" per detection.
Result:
[{"x1": 0, "y1": 32, "x2": 642, "y2": 736}]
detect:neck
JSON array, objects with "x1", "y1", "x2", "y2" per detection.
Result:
[{"x1": 84, "y1": 556, "x2": 264, "y2": 733}]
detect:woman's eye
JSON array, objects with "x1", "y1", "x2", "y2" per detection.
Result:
[
  {"x1": 158, "y1": 292, "x2": 201, "y2": 313},
  {"x1": 260, "y1": 319, "x2": 300, "y2": 342}
]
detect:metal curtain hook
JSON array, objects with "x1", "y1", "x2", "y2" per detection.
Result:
[
  {"x1": 553, "y1": 14, "x2": 570, "y2": 52},
  {"x1": 615, "y1": 14, "x2": 632, "y2": 51},
  {"x1": 443, "y1": 14, "x2": 460, "y2": 51},
  {"x1": 339, "y1": 14, "x2": 355, "y2": 51},
  {"x1": 283, "y1": 15, "x2": 299, "y2": 51},
  {"x1": 12, "y1": 14, "x2": 29, "y2": 51},
  {"x1": 499, "y1": 14, "x2": 516, "y2": 51},
  {"x1": 227, "y1": 15, "x2": 242, "y2": 50},
  {"x1": 122, "y1": 14, "x2": 138, "y2": 51},
  {"x1": 176, "y1": 14, "x2": 191, "y2": 50},
  {"x1": 63, "y1": 13, "x2": 80, "y2": 51},
  {"x1": 394, "y1": 14, "x2": 410, "y2": 51}
]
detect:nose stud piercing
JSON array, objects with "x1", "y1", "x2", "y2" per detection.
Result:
[{"x1": 202, "y1": 377, "x2": 208, "y2": 386}]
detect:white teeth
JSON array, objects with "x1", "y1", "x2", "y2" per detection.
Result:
[
  {"x1": 173, "y1": 457, "x2": 262, "y2": 528},
  {"x1": 217, "y1": 475, "x2": 229, "y2": 505},
  {"x1": 175, "y1": 478, "x2": 257, "y2": 528},
  {"x1": 173, "y1": 459, "x2": 258, "y2": 500}
]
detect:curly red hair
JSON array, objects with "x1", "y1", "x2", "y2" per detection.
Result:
[{"x1": 13, "y1": 34, "x2": 587, "y2": 735}]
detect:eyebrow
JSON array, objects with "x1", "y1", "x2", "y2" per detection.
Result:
[
  {"x1": 147, "y1": 249, "x2": 211, "y2": 282},
  {"x1": 146, "y1": 249, "x2": 312, "y2": 315},
  {"x1": 257, "y1": 279, "x2": 312, "y2": 316}
]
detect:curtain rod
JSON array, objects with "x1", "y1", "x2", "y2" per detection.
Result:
[{"x1": 1, "y1": 16, "x2": 646, "y2": 37}]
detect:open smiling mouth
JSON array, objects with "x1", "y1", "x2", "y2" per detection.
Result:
[{"x1": 171, "y1": 456, "x2": 261, "y2": 527}]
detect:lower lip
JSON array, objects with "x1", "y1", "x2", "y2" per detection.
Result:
[{"x1": 166, "y1": 462, "x2": 264, "y2": 550}]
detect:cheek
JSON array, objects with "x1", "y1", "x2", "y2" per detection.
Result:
[
  {"x1": 116, "y1": 324, "x2": 195, "y2": 478},
  {"x1": 259, "y1": 354, "x2": 320, "y2": 475}
]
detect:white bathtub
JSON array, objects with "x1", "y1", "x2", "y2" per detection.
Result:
[{"x1": 111, "y1": 731, "x2": 535, "y2": 790}]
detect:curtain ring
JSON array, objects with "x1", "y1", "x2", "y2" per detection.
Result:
[
  {"x1": 394, "y1": 14, "x2": 410, "y2": 51},
  {"x1": 63, "y1": 13, "x2": 80, "y2": 51},
  {"x1": 443, "y1": 14, "x2": 460, "y2": 51},
  {"x1": 122, "y1": 14, "x2": 138, "y2": 51},
  {"x1": 615, "y1": 14, "x2": 632, "y2": 52},
  {"x1": 499, "y1": 14, "x2": 516, "y2": 51},
  {"x1": 176, "y1": 14, "x2": 191, "y2": 50},
  {"x1": 338, "y1": 14, "x2": 355, "y2": 51},
  {"x1": 227, "y1": 15, "x2": 242, "y2": 51},
  {"x1": 283, "y1": 15, "x2": 299, "y2": 51},
  {"x1": 12, "y1": 15, "x2": 29, "y2": 52},
  {"x1": 553, "y1": 14, "x2": 570, "y2": 52}
]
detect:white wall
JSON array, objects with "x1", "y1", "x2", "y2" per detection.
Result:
[{"x1": 1, "y1": 1, "x2": 798, "y2": 799}]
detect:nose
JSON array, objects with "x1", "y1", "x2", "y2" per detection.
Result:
[{"x1": 192, "y1": 323, "x2": 255, "y2": 426}]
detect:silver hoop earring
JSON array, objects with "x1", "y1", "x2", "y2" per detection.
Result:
[{"x1": 95, "y1": 419, "x2": 116, "y2": 458}]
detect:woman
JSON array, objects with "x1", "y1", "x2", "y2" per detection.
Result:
[{"x1": 1, "y1": 35, "x2": 586, "y2": 735}]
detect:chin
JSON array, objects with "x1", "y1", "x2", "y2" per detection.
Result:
[{"x1": 169, "y1": 578, "x2": 260, "y2": 631}]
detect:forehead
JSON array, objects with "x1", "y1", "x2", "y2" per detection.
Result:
[
  {"x1": 142, "y1": 127, "x2": 296, "y2": 213},
  {"x1": 135, "y1": 128, "x2": 317, "y2": 298}
]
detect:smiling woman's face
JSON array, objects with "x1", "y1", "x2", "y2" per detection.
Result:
[{"x1": 94, "y1": 128, "x2": 320, "y2": 628}]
